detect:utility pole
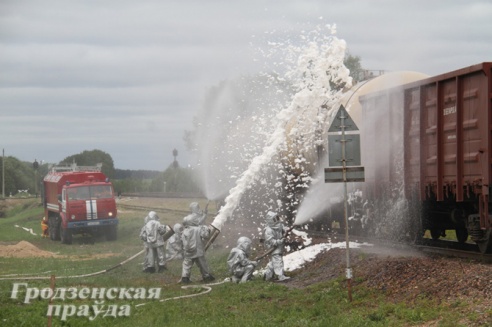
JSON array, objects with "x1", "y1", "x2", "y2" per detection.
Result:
[
  {"x1": 33, "y1": 159, "x2": 39, "y2": 198},
  {"x1": 2, "y1": 149, "x2": 5, "y2": 198},
  {"x1": 172, "y1": 148, "x2": 179, "y2": 192}
]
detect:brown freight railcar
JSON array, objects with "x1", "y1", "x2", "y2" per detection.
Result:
[{"x1": 360, "y1": 62, "x2": 492, "y2": 254}]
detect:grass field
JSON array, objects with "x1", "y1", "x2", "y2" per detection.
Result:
[{"x1": 0, "y1": 197, "x2": 482, "y2": 327}]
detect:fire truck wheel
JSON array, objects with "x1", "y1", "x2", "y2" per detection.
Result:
[
  {"x1": 49, "y1": 217, "x2": 60, "y2": 241},
  {"x1": 106, "y1": 225, "x2": 117, "y2": 241},
  {"x1": 60, "y1": 226, "x2": 73, "y2": 244}
]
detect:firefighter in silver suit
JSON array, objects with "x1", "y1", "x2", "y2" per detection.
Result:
[
  {"x1": 263, "y1": 211, "x2": 290, "y2": 281},
  {"x1": 227, "y1": 236, "x2": 257, "y2": 283},
  {"x1": 140, "y1": 211, "x2": 168, "y2": 273},
  {"x1": 179, "y1": 202, "x2": 215, "y2": 283},
  {"x1": 166, "y1": 223, "x2": 184, "y2": 261}
]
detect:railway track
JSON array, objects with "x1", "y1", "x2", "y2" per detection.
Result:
[
  {"x1": 303, "y1": 229, "x2": 492, "y2": 264},
  {"x1": 413, "y1": 238, "x2": 492, "y2": 263},
  {"x1": 117, "y1": 197, "x2": 492, "y2": 263},
  {"x1": 117, "y1": 203, "x2": 190, "y2": 217},
  {"x1": 414, "y1": 244, "x2": 492, "y2": 263}
]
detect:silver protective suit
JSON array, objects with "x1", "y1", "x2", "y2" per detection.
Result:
[
  {"x1": 139, "y1": 214, "x2": 151, "y2": 271},
  {"x1": 263, "y1": 211, "x2": 290, "y2": 281},
  {"x1": 140, "y1": 211, "x2": 168, "y2": 273},
  {"x1": 166, "y1": 223, "x2": 184, "y2": 261},
  {"x1": 227, "y1": 236, "x2": 257, "y2": 283},
  {"x1": 180, "y1": 202, "x2": 214, "y2": 283}
]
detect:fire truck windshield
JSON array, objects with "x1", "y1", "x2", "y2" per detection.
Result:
[{"x1": 67, "y1": 185, "x2": 113, "y2": 200}]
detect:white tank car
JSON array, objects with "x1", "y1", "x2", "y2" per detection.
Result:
[{"x1": 283, "y1": 71, "x2": 429, "y2": 176}]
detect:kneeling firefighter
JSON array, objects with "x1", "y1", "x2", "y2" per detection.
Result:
[{"x1": 227, "y1": 236, "x2": 257, "y2": 283}]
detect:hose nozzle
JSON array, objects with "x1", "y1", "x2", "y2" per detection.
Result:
[
  {"x1": 204, "y1": 224, "x2": 220, "y2": 251},
  {"x1": 160, "y1": 225, "x2": 175, "y2": 243}
]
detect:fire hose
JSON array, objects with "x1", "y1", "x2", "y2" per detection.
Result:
[
  {"x1": 0, "y1": 225, "x2": 176, "y2": 281},
  {"x1": 1, "y1": 217, "x2": 229, "y2": 306},
  {"x1": 135, "y1": 278, "x2": 228, "y2": 308},
  {"x1": 0, "y1": 248, "x2": 146, "y2": 281}
]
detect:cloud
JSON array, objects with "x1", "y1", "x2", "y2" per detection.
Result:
[{"x1": 1, "y1": 0, "x2": 491, "y2": 169}]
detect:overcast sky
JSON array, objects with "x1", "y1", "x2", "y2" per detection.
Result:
[{"x1": 1, "y1": 0, "x2": 491, "y2": 171}]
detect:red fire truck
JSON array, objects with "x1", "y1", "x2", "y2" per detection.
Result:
[{"x1": 43, "y1": 164, "x2": 118, "y2": 244}]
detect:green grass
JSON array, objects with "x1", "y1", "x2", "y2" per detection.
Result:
[{"x1": 0, "y1": 198, "x2": 485, "y2": 326}]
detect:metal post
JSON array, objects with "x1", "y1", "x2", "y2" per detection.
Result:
[
  {"x1": 340, "y1": 111, "x2": 353, "y2": 302},
  {"x1": 33, "y1": 159, "x2": 39, "y2": 198},
  {"x1": 47, "y1": 274, "x2": 56, "y2": 327},
  {"x1": 34, "y1": 169, "x2": 37, "y2": 197},
  {"x1": 172, "y1": 148, "x2": 178, "y2": 192},
  {"x1": 326, "y1": 105, "x2": 361, "y2": 302},
  {"x1": 2, "y1": 149, "x2": 4, "y2": 199}
]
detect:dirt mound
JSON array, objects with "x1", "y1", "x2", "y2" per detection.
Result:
[
  {"x1": 0, "y1": 241, "x2": 59, "y2": 258},
  {"x1": 0, "y1": 240, "x2": 119, "y2": 260},
  {"x1": 287, "y1": 247, "x2": 492, "y2": 326},
  {"x1": 289, "y1": 247, "x2": 492, "y2": 302}
]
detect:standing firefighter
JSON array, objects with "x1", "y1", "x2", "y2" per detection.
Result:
[
  {"x1": 41, "y1": 217, "x2": 49, "y2": 238},
  {"x1": 227, "y1": 236, "x2": 257, "y2": 283},
  {"x1": 179, "y1": 202, "x2": 215, "y2": 283},
  {"x1": 139, "y1": 214, "x2": 151, "y2": 272},
  {"x1": 140, "y1": 211, "x2": 169, "y2": 273},
  {"x1": 263, "y1": 211, "x2": 290, "y2": 281}
]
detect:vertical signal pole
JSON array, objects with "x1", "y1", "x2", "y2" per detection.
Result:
[
  {"x1": 340, "y1": 109, "x2": 353, "y2": 302},
  {"x1": 2, "y1": 149, "x2": 5, "y2": 198},
  {"x1": 325, "y1": 105, "x2": 364, "y2": 303},
  {"x1": 33, "y1": 159, "x2": 39, "y2": 198}
]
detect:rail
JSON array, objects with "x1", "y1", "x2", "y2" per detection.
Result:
[
  {"x1": 117, "y1": 203, "x2": 191, "y2": 217},
  {"x1": 120, "y1": 192, "x2": 204, "y2": 199},
  {"x1": 305, "y1": 229, "x2": 492, "y2": 264}
]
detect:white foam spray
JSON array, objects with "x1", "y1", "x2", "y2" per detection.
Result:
[
  {"x1": 209, "y1": 25, "x2": 353, "y2": 230},
  {"x1": 193, "y1": 76, "x2": 288, "y2": 201},
  {"x1": 294, "y1": 173, "x2": 344, "y2": 225}
]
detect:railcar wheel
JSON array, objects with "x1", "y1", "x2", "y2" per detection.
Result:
[
  {"x1": 430, "y1": 229, "x2": 442, "y2": 240},
  {"x1": 476, "y1": 230, "x2": 492, "y2": 254},
  {"x1": 455, "y1": 228, "x2": 469, "y2": 244}
]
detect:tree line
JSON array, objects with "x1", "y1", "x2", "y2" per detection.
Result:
[{"x1": 0, "y1": 149, "x2": 200, "y2": 198}]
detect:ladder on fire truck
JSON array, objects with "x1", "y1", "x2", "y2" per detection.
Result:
[{"x1": 48, "y1": 163, "x2": 103, "y2": 173}]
